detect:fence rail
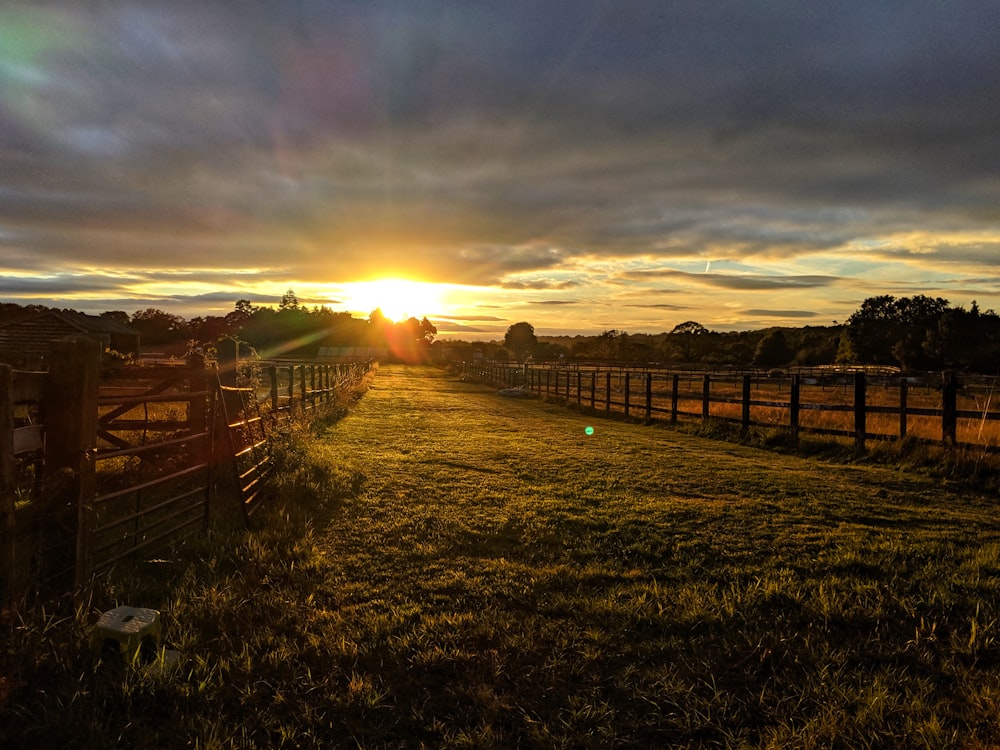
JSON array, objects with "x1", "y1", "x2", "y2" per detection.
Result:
[
  {"x1": 219, "y1": 360, "x2": 373, "y2": 518},
  {"x1": 1, "y1": 337, "x2": 373, "y2": 601},
  {"x1": 465, "y1": 361, "x2": 1000, "y2": 453}
]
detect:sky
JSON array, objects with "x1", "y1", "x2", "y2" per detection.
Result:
[{"x1": 1, "y1": 1, "x2": 999, "y2": 340}]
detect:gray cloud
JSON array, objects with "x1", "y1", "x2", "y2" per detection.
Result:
[
  {"x1": 2, "y1": 1, "x2": 999, "y2": 331},
  {"x1": 625, "y1": 303, "x2": 689, "y2": 310},
  {"x1": 742, "y1": 309, "x2": 820, "y2": 319},
  {"x1": 619, "y1": 270, "x2": 839, "y2": 290},
  {"x1": 501, "y1": 278, "x2": 581, "y2": 290},
  {"x1": 434, "y1": 314, "x2": 507, "y2": 322}
]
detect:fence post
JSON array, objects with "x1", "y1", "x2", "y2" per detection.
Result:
[
  {"x1": 670, "y1": 374, "x2": 679, "y2": 424},
  {"x1": 854, "y1": 372, "x2": 867, "y2": 454},
  {"x1": 45, "y1": 337, "x2": 99, "y2": 591},
  {"x1": 789, "y1": 374, "x2": 800, "y2": 440},
  {"x1": 299, "y1": 366, "x2": 307, "y2": 410},
  {"x1": 942, "y1": 370, "x2": 958, "y2": 446},
  {"x1": 742, "y1": 374, "x2": 751, "y2": 433},
  {"x1": 645, "y1": 373, "x2": 652, "y2": 421},
  {"x1": 186, "y1": 353, "x2": 208, "y2": 435},
  {"x1": 624, "y1": 372, "x2": 631, "y2": 416},
  {"x1": 590, "y1": 371, "x2": 596, "y2": 409},
  {"x1": 899, "y1": 377, "x2": 908, "y2": 439},
  {"x1": 605, "y1": 372, "x2": 612, "y2": 412},
  {"x1": 702, "y1": 374, "x2": 711, "y2": 421},
  {"x1": 577, "y1": 371, "x2": 582, "y2": 405},
  {"x1": 287, "y1": 365, "x2": 294, "y2": 411},
  {"x1": 0, "y1": 365, "x2": 14, "y2": 600},
  {"x1": 183, "y1": 355, "x2": 212, "y2": 523}
]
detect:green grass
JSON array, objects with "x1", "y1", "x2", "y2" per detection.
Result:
[{"x1": 4, "y1": 365, "x2": 1000, "y2": 748}]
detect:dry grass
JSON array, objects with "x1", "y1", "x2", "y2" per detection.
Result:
[{"x1": 5, "y1": 365, "x2": 1000, "y2": 748}]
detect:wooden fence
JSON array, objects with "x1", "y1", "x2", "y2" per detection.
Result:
[
  {"x1": 218, "y1": 360, "x2": 373, "y2": 518},
  {"x1": 464, "y1": 361, "x2": 1000, "y2": 453},
  {"x1": 0, "y1": 337, "x2": 372, "y2": 601}
]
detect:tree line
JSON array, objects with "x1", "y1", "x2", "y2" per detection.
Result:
[
  {"x1": 487, "y1": 295, "x2": 1000, "y2": 374},
  {"x1": 1, "y1": 292, "x2": 997, "y2": 373},
  {"x1": 0, "y1": 289, "x2": 437, "y2": 363}
]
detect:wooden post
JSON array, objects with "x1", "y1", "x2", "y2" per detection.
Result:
[
  {"x1": 702, "y1": 374, "x2": 711, "y2": 421},
  {"x1": 576, "y1": 371, "x2": 582, "y2": 405},
  {"x1": 605, "y1": 372, "x2": 612, "y2": 412},
  {"x1": 183, "y1": 352, "x2": 205, "y2": 418},
  {"x1": 899, "y1": 377, "x2": 908, "y2": 439},
  {"x1": 269, "y1": 366, "x2": 278, "y2": 413},
  {"x1": 645, "y1": 373, "x2": 652, "y2": 421},
  {"x1": 590, "y1": 371, "x2": 596, "y2": 409},
  {"x1": 624, "y1": 372, "x2": 631, "y2": 416},
  {"x1": 790, "y1": 374, "x2": 800, "y2": 440},
  {"x1": 299, "y1": 366, "x2": 307, "y2": 410},
  {"x1": 546, "y1": 369, "x2": 551, "y2": 396},
  {"x1": 45, "y1": 337, "x2": 99, "y2": 591},
  {"x1": 287, "y1": 365, "x2": 294, "y2": 411},
  {"x1": 942, "y1": 370, "x2": 958, "y2": 446},
  {"x1": 185, "y1": 355, "x2": 210, "y2": 477},
  {"x1": 742, "y1": 374, "x2": 751, "y2": 433},
  {"x1": 670, "y1": 374, "x2": 679, "y2": 424},
  {"x1": 854, "y1": 371, "x2": 867, "y2": 454},
  {"x1": 564, "y1": 369, "x2": 570, "y2": 400}
]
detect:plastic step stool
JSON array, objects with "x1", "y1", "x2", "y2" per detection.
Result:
[{"x1": 93, "y1": 606, "x2": 161, "y2": 659}]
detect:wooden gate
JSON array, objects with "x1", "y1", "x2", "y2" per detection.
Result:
[
  {"x1": 0, "y1": 339, "x2": 217, "y2": 599},
  {"x1": 86, "y1": 360, "x2": 215, "y2": 575}
]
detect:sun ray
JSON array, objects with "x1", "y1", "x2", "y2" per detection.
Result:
[{"x1": 339, "y1": 278, "x2": 445, "y2": 322}]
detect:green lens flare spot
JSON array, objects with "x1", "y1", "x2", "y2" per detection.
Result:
[{"x1": 585, "y1": 426, "x2": 594, "y2": 436}]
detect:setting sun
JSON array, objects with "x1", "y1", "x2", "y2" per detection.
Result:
[{"x1": 340, "y1": 278, "x2": 444, "y2": 322}]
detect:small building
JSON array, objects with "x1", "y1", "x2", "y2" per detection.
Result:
[
  {"x1": 0, "y1": 310, "x2": 140, "y2": 369},
  {"x1": 315, "y1": 346, "x2": 386, "y2": 363}
]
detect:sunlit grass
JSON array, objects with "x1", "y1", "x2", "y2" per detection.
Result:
[{"x1": 4, "y1": 365, "x2": 1000, "y2": 747}]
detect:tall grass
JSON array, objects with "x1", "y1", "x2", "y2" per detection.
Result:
[{"x1": 4, "y1": 365, "x2": 1000, "y2": 748}]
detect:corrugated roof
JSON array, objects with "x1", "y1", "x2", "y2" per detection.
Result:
[
  {"x1": 55, "y1": 310, "x2": 138, "y2": 335},
  {"x1": 0, "y1": 310, "x2": 138, "y2": 335}
]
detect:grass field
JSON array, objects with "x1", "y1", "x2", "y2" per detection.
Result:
[{"x1": 4, "y1": 365, "x2": 1000, "y2": 748}]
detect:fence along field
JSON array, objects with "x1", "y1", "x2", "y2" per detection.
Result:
[
  {"x1": 0, "y1": 336, "x2": 372, "y2": 601},
  {"x1": 464, "y1": 360, "x2": 1000, "y2": 452}
]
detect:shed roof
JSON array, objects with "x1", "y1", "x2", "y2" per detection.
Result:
[{"x1": 0, "y1": 310, "x2": 138, "y2": 336}]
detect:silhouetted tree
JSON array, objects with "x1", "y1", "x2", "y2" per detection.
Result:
[
  {"x1": 504, "y1": 322, "x2": 537, "y2": 359},
  {"x1": 279, "y1": 288, "x2": 300, "y2": 310},
  {"x1": 130, "y1": 308, "x2": 188, "y2": 346},
  {"x1": 100, "y1": 310, "x2": 131, "y2": 327},
  {"x1": 753, "y1": 330, "x2": 791, "y2": 368},
  {"x1": 225, "y1": 299, "x2": 256, "y2": 330},
  {"x1": 924, "y1": 302, "x2": 1000, "y2": 372},
  {"x1": 838, "y1": 295, "x2": 949, "y2": 370},
  {"x1": 671, "y1": 321, "x2": 709, "y2": 336},
  {"x1": 664, "y1": 321, "x2": 710, "y2": 364}
]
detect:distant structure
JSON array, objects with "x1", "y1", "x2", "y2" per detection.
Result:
[
  {"x1": 316, "y1": 346, "x2": 386, "y2": 362},
  {"x1": 0, "y1": 310, "x2": 140, "y2": 369}
]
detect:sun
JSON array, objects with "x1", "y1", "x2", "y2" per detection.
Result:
[{"x1": 341, "y1": 278, "x2": 444, "y2": 322}]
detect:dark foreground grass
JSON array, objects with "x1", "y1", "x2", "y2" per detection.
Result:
[{"x1": 5, "y1": 365, "x2": 1000, "y2": 748}]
